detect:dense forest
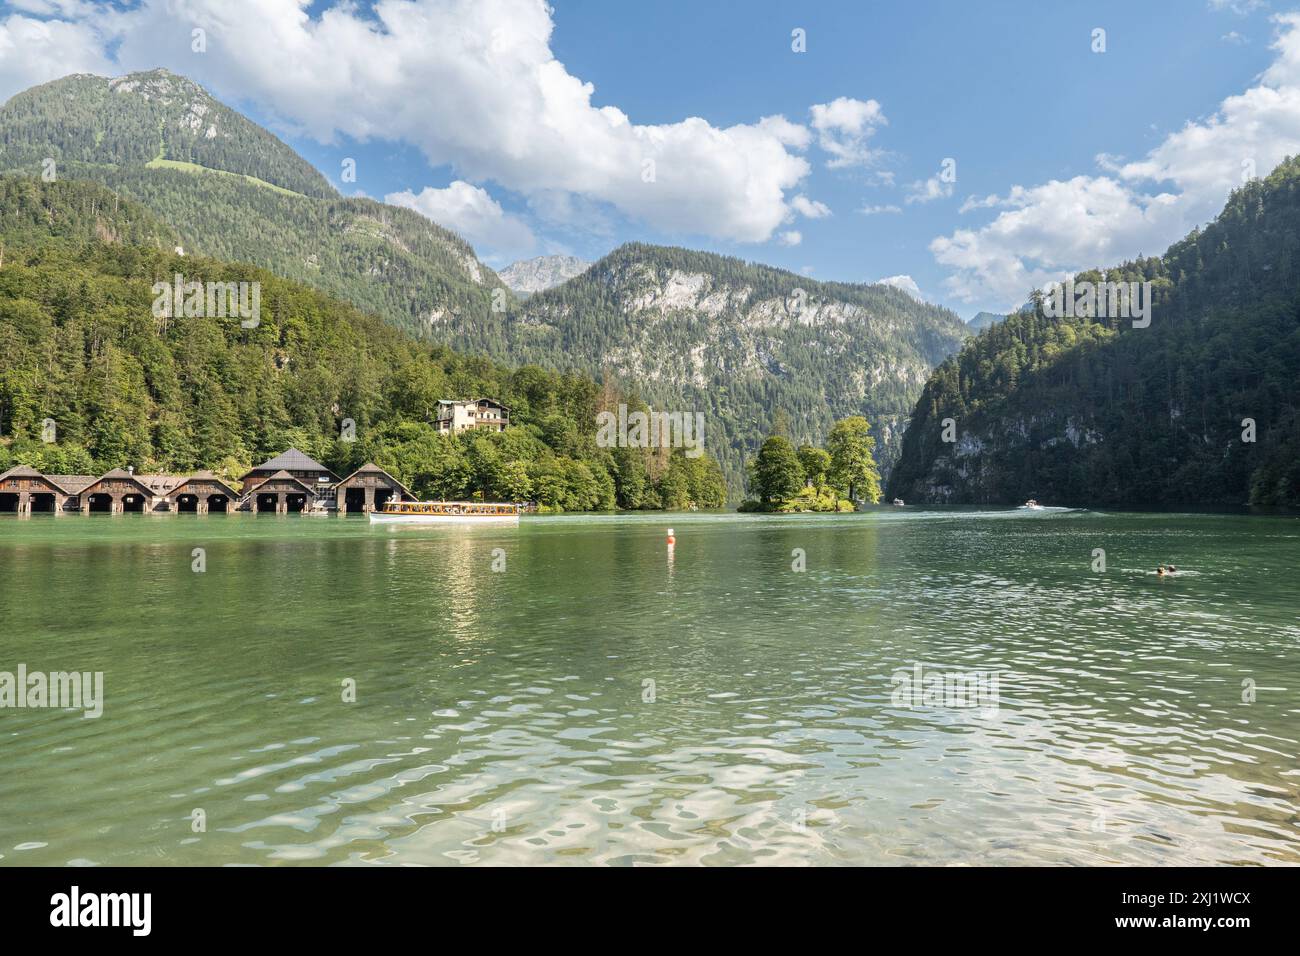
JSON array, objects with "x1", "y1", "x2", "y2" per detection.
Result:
[
  {"x1": 740, "y1": 416, "x2": 882, "y2": 512},
  {"x1": 0, "y1": 69, "x2": 972, "y2": 502},
  {"x1": 0, "y1": 178, "x2": 727, "y2": 511},
  {"x1": 888, "y1": 157, "x2": 1300, "y2": 508}
]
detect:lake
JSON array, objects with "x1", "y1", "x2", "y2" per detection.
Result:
[{"x1": 1, "y1": 508, "x2": 1297, "y2": 866}]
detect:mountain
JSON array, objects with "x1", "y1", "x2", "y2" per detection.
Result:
[
  {"x1": 0, "y1": 70, "x2": 970, "y2": 501},
  {"x1": 887, "y1": 156, "x2": 1300, "y2": 508},
  {"x1": 432, "y1": 242, "x2": 971, "y2": 497},
  {"x1": 499, "y1": 255, "x2": 591, "y2": 295},
  {"x1": 0, "y1": 70, "x2": 508, "y2": 337},
  {"x1": 0, "y1": 70, "x2": 333, "y2": 197},
  {"x1": 0, "y1": 178, "x2": 725, "y2": 510},
  {"x1": 967, "y1": 311, "x2": 1006, "y2": 331}
]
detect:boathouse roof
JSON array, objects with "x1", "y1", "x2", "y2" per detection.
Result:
[
  {"x1": 336, "y1": 463, "x2": 415, "y2": 499},
  {"x1": 249, "y1": 470, "x2": 317, "y2": 493},
  {"x1": 0, "y1": 465, "x2": 73, "y2": 494},
  {"x1": 246, "y1": 448, "x2": 335, "y2": 475},
  {"x1": 0, "y1": 464, "x2": 44, "y2": 479},
  {"x1": 48, "y1": 475, "x2": 97, "y2": 495},
  {"x1": 80, "y1": 470, "x2": 157, "y2": 497},
  {"x1": 138, "y1": 473, "x2": 186, "y2": 495},
  {"x1": 170, "y1": 472, "x2": 240, "y2": 498}
]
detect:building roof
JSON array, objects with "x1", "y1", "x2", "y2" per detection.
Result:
[
  {"x1": 48, "y1": 475, "x2": 97, "y2": 495},
  {"x1": 81, "y1": 469, "x2": 156, "y2": 496},
  {"x1": 248, "y1": 470, "x2": 316, "y2": 493},
  {"x1": 170, "y1": 472, "x2": 240, "y2": 498},
  {"x1": 138, "y1": 473, "x2": 186, "y2": 494},
  {"x1": 0, "y1": 465, "x2": 73, "y2": 494},
  {"x1": 245, "y1": 448, "x2": 336, "y2": 477},
  {"x1": 336, "y1": 462, "x2": 415, "y2": 499},
  {"x1": 0, "y1": 464, "x2": 44, "y2": 479},
  {"x1": 436, "y1": 398, "x2": 509, "y2": 412}
]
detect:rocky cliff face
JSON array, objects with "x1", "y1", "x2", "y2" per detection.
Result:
[
  {"x1": 888, "y1": 158, "x2": 1300, "y2": 508},
  {"x1": 434, "y1": 243, "x2": 970, "y2": 498},
  {"x1": 498, "y1": 255, "x2": 591, "y2": 295}
]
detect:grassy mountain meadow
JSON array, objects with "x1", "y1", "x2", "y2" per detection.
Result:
[
  {"x1": 888, "y1": 157, "x2": 1300, "y2": 509},
  {"x1": 0, "y1": 68, "x2": 970, "y2": 501},
  {"x1": 0, "y1": 177, "x2": 727, "y2": 511}
]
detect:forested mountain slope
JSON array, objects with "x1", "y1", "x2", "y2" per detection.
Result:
[
  {"x1": 438, "y1": 242, "x2": 970, "y2": 496},
  {"x1": 0, "y1": 70, "x2": 507, "y2": 337},
  {"x1": 0, "y1": 179, "x2": 725, "y2": 511},
  {"x1": 1, "y1": 71, "x2": 971, "y2": 501},
  {"x1": 888, "y1": 157, "x2": 1300, "y2": 508}
]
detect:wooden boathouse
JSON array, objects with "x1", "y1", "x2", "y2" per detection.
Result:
[
  {"x1": 334, "y1": 463, "x2": 413, "y2": 514},
  {"x1": 169, "y1": 472, "x2": 240, "y2": 513},
  {"x1": 0, "y1": 465, "x2": 71, "y2": 514},
  {"x1": 0, "y1": 449, "x2": 416, "y2": 515}
]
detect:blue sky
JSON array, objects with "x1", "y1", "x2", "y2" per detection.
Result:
[{"x1": 3, "y1": 0, "x2": 1297, "y2": 314}]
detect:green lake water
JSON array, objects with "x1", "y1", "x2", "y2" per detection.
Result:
[{"x1": 0, "y1": 508, "x2": 1297, "y2": 866}]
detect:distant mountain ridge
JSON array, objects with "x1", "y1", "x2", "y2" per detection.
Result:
[
  {"x1": 0, "y1": 70, "x2": 973, "y2": 501},
  {"x1": 0, "y1": 69, "x2": 507, "y2": 337},
  {"x1": 499, "y1": 255, "x2": 591, "y2": 295},
  {"x1": 0, "y1": 177, "x2": 729, "y2": 512},
  {"x1": 435, "y1": 242, "x2": 971, "y2": 497},
  {"x1": 967, "y1": 311, "x2": 1006, "y2": 331},
  {"x1": 888, "y1": 156, "x2": 1300, "y2": 508}
]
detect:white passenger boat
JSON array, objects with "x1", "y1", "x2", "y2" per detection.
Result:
[{"x1": 368, "y1": 500, "x2": 520, "y2": 524}]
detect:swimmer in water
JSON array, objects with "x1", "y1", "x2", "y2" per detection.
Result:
[
  {"x1": 1166, "y1": 565, "x2": 1177, "y2": 573},
  {"x1": 1156, "y1": 566, "x2": 1167, "y2": 576}
]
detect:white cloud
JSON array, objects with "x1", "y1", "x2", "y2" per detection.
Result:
[
  {"x1": 0, "y1": 13, "x2": 110, "y2": 101},
  {"x1": 386, "y1": 181, "x2": 536, "y2": 259},
  {"x1": 859, "y1": 203, "x2": 902, "y2": 215},
  {"x1": 777, "y1": 230, "x2": 802, "y2": 247},
  {"x1": 4, "y1": 0, "x2": 830, "y2": 246},
  {"x1": 876, "y1": 275, "x2": 924, "y2": 301},
  {"x1": 1222, "y1": 30, "x2": 1248, "y2": 44},
  {"x1": 932, "y1": 13, "x2": 1300, "y2": 306},
  {"x1": 957, "y1": 193, "x2": 1004, "y2": 213},
  {"x1": 906, "y1": 176, "x2": 954, "y2": 204},
  {"x1": 790, "y1": 194, "x2": 831, "y2": 219},
  {"x1": 0, "y1": 1, "x2": 852, "y2": 246},
  {"x1": 809, "y1": 96, "x2": 888, "y2": 169},
  {"x1": 1209, "y1": 0, "x2": 1265, "y2": 14}
]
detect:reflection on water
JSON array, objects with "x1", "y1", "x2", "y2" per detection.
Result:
[{"x1": 0, "y1": 509, "x2": 1297, "y2": 865}]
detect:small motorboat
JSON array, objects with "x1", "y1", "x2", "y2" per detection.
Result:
[
  {"x1": 892, "y1": 498, "x2": 905, "y2": 507},
  {"x1": 1020, "y1": 498, "x2": 1043, "y2": 511},
  {"x1": 369, "y1": 500, "x2": 520, "y2": 524}
]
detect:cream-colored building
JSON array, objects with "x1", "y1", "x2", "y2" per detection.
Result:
[{"x1": 435, "y1": 398, "x2": 510, "y2": 435}]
